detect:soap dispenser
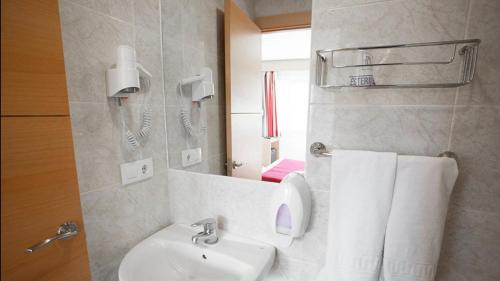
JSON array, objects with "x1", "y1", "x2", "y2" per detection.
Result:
[{"x1": 271, "y1": 172, "x2": 312, "y2": 247}]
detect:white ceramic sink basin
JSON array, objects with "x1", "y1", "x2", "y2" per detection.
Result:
[{"x1": 119, "y1": 224, "x2": 275, "y2": 281}]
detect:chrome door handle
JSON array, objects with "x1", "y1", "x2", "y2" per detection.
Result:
[
  {"x1": 232, "y1": 161, "x2": 243, "y2": 169},
  {"x1": 25, "y1": 222, "x2": 78, "y2": 253}
]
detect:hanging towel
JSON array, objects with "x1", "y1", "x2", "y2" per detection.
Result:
[
  {"x1": 318, "y1": 150, "x2": 398, "y2": 281},
  {"x1": 381, "y1": 156, "x2": 458, "y2": 281}
]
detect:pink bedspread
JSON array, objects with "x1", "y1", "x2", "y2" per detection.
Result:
[{"x1": 262, "y1": 159, "x2": 305, "y2": 183}]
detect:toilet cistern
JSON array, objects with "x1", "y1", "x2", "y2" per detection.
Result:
[{"x1": 191, "y1": 218, "x2": 219, "y2": 245}]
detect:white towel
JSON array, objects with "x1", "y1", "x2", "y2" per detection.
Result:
[
  {"x1": 381, "y1": 156, "x2": 458, "y2": 281},
  {"x1": 319, "y1": 150, "x2": 398, "y2": 281}
]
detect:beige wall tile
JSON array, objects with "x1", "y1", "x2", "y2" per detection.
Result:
[
  {"x1": 254, "y1": 0, "x2": 312, "y2": 17},
  {"x1": 457, "y1": 0, "x2": 500, "y2": 105},
  {"x1": 69, "y1": 102, "x2": 122, "y2": 192},
  {"x1": 437, "y1": 208, "x2": 500, "y2": 281},
  {"x1": 449, "y1": 106, "x2": 500, "y2": 214},
  {"x1": 60, "y1": 0, "x2": 134, "y2": 103},
  {"x1": 60, "y1": 1, "x2": 169, "y2": 280},
  {"x1": 66, "y1": 0, "x2": 135, "y2": 23}
]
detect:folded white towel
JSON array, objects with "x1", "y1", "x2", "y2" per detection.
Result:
[
  {"x1": 319, "y1": 150, "x2": 398, "y2": 281},
  {"x1": 381, "y1": 156, "x2": 458, "y2": 281}
]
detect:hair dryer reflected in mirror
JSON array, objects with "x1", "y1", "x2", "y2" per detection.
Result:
[{"x1": 178, "y1": 67, "x2": 215, "y2": 137}]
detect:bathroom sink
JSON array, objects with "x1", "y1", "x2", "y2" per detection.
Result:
[{"x1": 118, "y1": 224, "x2": 275, "y2": 281}]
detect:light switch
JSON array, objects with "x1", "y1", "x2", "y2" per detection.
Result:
[
  {"x1": 120, "y1": 158, "x2": 153, "y2": 186},
  {"x1": 124, "y1": 164, "x2": 138, "y2": 179},
  {"x1": 182, "y1": 148, "x2": 202, "y2": 167}
]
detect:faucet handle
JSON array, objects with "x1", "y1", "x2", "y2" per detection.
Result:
[{"x1": 191, "y1": 218, "x2": 217, "y2": 231}]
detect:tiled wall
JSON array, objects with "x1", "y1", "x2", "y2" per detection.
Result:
[
  {"x1": 162, "y1": 0, "x2": 227, "y2": 175},
  {"x1": 168, "y1": 0, "x2": 500, "y2": 281},
  {"x1": 167, "y1": 169, "x2": 325, "y2": 280},
  {"x1": 254, "y1": 0, "x2": 312, "y2": 17},
  {"x1": 58, "y1": 0, "x2": 170, "y2": 280},
  {"x1": 58, "y1": 0, "x2": 498, "y2": 280},
  {"x1": 308, "y1": 0, "x2": 500, "y2": 280}
]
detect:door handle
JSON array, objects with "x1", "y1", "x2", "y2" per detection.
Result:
[
  {"x1": 225, "y1": 161, "x2": 244, "y2": 169},
  {"x1": 25, "y1": 222, "x2": 78, "y2": 253},
  {"x1": 232, "y1": 161, "x2": 243, "y2": 169}
]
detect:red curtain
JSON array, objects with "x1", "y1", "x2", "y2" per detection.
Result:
[{"x1": 263, "y1": 71, "x2": 279, "y2": 138}]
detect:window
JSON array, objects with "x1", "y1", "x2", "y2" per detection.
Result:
[{"x1": 262, "y1": 29, "x2": 311, "y2": 61}]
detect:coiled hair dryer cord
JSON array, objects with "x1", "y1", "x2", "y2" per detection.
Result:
[
  {"x1": 120, "y1": 77, "x2": 153, "y2": 151},
  {"x1": 179, "y1": 84, "x2": 206, "y2": 137}
]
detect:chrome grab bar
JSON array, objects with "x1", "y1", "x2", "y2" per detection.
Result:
[{"x1": 25, "y1": 222, "x2": 78, "y2": 253}]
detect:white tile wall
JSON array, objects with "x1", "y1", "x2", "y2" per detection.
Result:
[
  {"x1": 167, "y1": 0, "x2": 500, "y2": 280},
  {"x1": 167, "y1": 169, "x2": 329, "y2": 280},
  {"x1": 59, "y1": 0, "x2": 170, "y2": 280},
  {"x1": 254, "y1": 0, "x2": 312, "y2": 17},
  {"x1": 59, "y1": 0, "x2": 500, "y2": 280}
]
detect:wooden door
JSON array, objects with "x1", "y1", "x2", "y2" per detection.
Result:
[
  {"x1": 224, "y1": 0, "x2": 263, "y2": 179},
  {"x1": 1, "y1": 118, "x2": 91, "y2": 281},
  {"x1": 1, "y1": 0, "x2": 70, "y2": 116},
  {"x1": 1, "y1": 1, "x2": 92, "y2": 281}
]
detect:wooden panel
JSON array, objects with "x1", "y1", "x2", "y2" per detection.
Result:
[
  {"x1": 255, "y1": 11, "x2": 311, "y2": 32},
  {"x1": 231, "y1": 114, "x2": 264, "y2": 180},
  {"x1": 1, "y1": 0, "x2": 69, "y2": 116},
  {"x1": 225, "y1": 0, "x2": 262, "y2": 114},
  {"x1": 1, "y1": 117, "x2": 91, "y2": 281},
  {"x1": 224, "y1": 0, "x2": 263, "y2": 178}
]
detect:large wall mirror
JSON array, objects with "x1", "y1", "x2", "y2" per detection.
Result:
[{"x1": 163, "y1": 0, "x2": 312, "y2": 182}]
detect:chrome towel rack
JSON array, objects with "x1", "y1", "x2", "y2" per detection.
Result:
[
  {"x1": 316, "y1": 39, "x2": 480, "y2": 89},
  {"x1": 310, "y1": 142, "x2": 459, "y2": 163}
]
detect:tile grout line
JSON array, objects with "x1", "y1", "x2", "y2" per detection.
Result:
[
  {"x1": 456, "y1": 206, "x2": 500, "y2": 217},
  {"x1": 61, "y1": 0, "x2": 135, "y2": 27},
  {"x1": 326, "y1": 0, "x2": 400, "y2": 12},
  {"x1": 79, "y1": 169, "x2": 169, "y2": 196},
  {"x1": 158, "y1": 0, "x2": 171, "y2": 171},
  {"x1": 447, "y1": 0, "x2": 475, "y2": 150},
  {"x1": 446, "y1": 93, "x2": 459, "y2": 151}
]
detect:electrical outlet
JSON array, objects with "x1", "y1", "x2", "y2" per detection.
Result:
[
  {"x1": 182, "y1": 148, "x2": 202, "y2": 167},
  {"x1": 120, "y1": 158, "x2": 153, "y2": 186}
]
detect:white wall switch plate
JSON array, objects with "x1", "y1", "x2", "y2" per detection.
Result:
[
  {"x1": 120, "y1": 157, "x2": 154, "y2": 186},
  {"x1": 182, "y1": 148, "x2": 202, "y2": 167}
]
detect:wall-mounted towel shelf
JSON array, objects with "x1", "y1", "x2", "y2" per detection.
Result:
[
  {"x1": 310, "y1": 142, "x2": 459, "y2": 164},
  {"x1": 316, "y1": 39, "x2": 480, "y2": 89}
]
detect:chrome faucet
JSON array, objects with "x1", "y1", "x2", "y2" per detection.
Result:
[{"x1": 191, "y1": 218, "x2": 219, "y2": 245}]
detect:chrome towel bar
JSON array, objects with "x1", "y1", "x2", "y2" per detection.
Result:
[{"x1": 310, "y1": 142, "x2": 458, "y2": 163}]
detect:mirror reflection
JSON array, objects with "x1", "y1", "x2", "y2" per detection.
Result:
[{"x1": 164, "y1": 4, "x2": 311, "y2": 181}]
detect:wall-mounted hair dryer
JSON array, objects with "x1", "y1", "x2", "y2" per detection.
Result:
[
  {"x1": 106, "y1": 45, "x2": 152, "y2": 98},
  {"x1": 180, "y1": 67, "x2": 214, "y2": 102},
  {"x1": 106, "y1": 45, "x2": 153, "y2": 152}
]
